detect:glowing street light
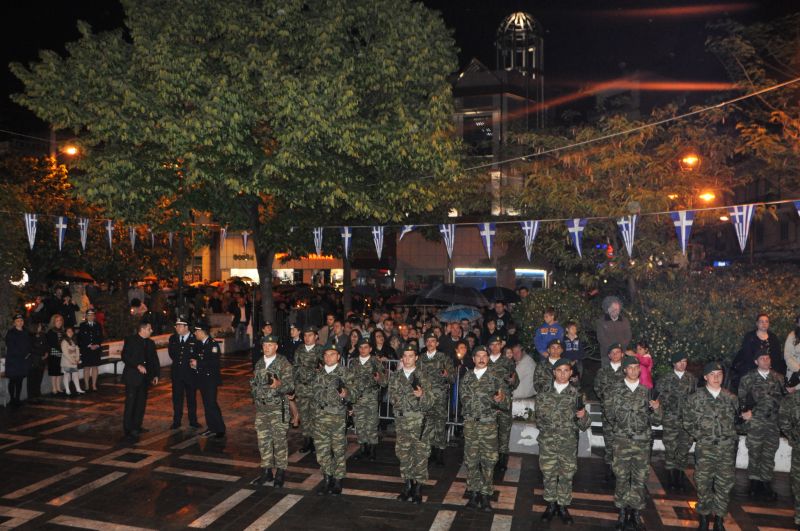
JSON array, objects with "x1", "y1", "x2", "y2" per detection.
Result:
[
  {"x1": 679, "y1": 151, "x2": 701, "y2": 171},
  {"x1": 698, "y1": 191, "x2": 716, "y2": 203},
  {"x1": 62, "y1": 145, "x2": 79, "y2": 156}
]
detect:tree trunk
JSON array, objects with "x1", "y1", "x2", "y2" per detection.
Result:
[
  {"x1": 626, "y1": 274, "x2": 638, "y2": 306},
  {"x1": 256, "y1": 247, "x2": 275, "y2": 323},
  {"x1": 176, "y1": 233, "x2": 186, "y2": 315},
  {"x1": 342, "y1": 257, "x2": 352, "y2": 316}
]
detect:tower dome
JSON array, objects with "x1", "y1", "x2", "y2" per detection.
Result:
[{"x1": 495, "y1": 12, "x2": 543, "y2": 77}]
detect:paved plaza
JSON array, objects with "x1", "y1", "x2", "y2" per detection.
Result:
[{"x1": 0, "y1": 353, "x2": 795, "y2": 530}]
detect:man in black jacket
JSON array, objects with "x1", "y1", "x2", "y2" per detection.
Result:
[
  {"x1": 121, "y1": 321, "x2": 160, "y2": 443},
  {"x1": 168, "y1": 315, "x2": 200, "y2": 430},
  {"x1": 192, "y1": 322, "x2": 226, "y2": 438}
]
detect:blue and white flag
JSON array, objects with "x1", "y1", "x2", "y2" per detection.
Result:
[
  {"x1": 55, "y1": 216, "x2": 68, "y2": 251},
  {"x1": 313, "y1": 227, "x2": 323, "y2": 256},
  {"x1": 167, "y1": 232, "x2": 173, "y2": 248},
  {"x1": 129, "y1": 226, "x2": 137, "y2": 250},
  {"x1": 565, "y1": 218, "x2": 588, "y2": 258},
  {"x1": 220, "y1": 225, "x2": 227, "y2": 249},
  {"x1": 340, "y1": 226, "x2": 352, "y2": 259},
  {"x1": 520, "y1": 220, "x2": 540, "y2": 261},
  {"x1": 439, "y1": 224, "x2": 455, "y2": 259},
  {"x1": 795, "y1": 200, "x2": 800, "y2": 219},
  {"x1": 670, "y1": 210, "x2": 695, "y2": 256},
  {"x1": 105, "y1": 220, "x2": 114, "y2": 250},
  {"x1": 617, "y1": 215, "x2": 638, "y2": 258},
  {"x1": 24, "y1": 213, "x2": 37, "y2": 250},
  {"x1": 399, "y1": 225, "x2": 415, "y2": 241},
  {"x1": 728, "y1": 204, "x2": 755, "y2": 253},
  {"x1": 372, "y1": 226, "x2": 384, "y2": 260},
  {"x1": 78, "y1": 218, "x2": 89, "y2": 250},
  {"x1": 478, "y1": 222, "x2": 496, "y2": 259},
  {"x1": 242, "y1": 230, "x2": 250, "y2": 252}
]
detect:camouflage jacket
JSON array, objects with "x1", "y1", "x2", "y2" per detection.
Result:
[
  {"x1": 250, "y1": 355, "x2": 294, "y2": 412},
  {"x1": 593, "y1": 364, "x2": 625, "y2": 404},
  {"x1": 488, "y1": 354, "x2": 520, "y2": 393},
  {"x1": 534, "y1": 358, "x2": 578, "y2": 395},
  {"x1": 683, "y1": 386, "x2": 739, "y2": 445},
  {"x1": 655, "y1": 370, "x2": 698, "y2": 425},
  {"x1": 418, "y1": 350, "x2": 455, "y2": 393},
  {"x1": 311, "y1": 364, "x2": 351, "y2": 414},
  {"x1": 459, "y1": 369, "x2": 510, "y2": 421},
  {"x1": 348, "y1": 355, "x2": 387, "y2": 404},
  {"x1": 738, "y1": 369, "x2": 785, "y2": 423},
  {"x1": 605, "y1": 381, "x2": 663, "y2": 441},
  {"x1": 293, "y1": 344, "x2": 324, "y2": 388},
  {"x1": 778, "y1": 391, "x2": 800, "y2": 447},
  {"x1": 535, "y1": 384, "x2": 591, "y2": 442},
  {"x1": 389, "y1": 368, "x2": 434, "y2": 415}
]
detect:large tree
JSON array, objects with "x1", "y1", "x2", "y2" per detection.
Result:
[{"x1": 12, "y1": 0, "x2": 460, "y2": 320}]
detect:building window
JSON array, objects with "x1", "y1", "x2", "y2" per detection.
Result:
[{"x1": 463, "y1": 114, "x2": 494, "y2": 156}]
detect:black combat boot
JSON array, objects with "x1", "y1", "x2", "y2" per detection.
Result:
[
  {"x1": 666, "y1": 469, "x2": 676, "y2": 490},
  {"x1": 273, "y1": 469, "x2": 285, "y2": 488},
  {"x1": 541, "y1": 502, "x2": 558, "y2": 521},
  {"x1": 369, "y1": 443, "x2": 377, "y2": 461},
  {"x1": 250, "y1": 467, "x2": 273, "y2": 486},
  {"x1": 317, "y1": 474, "x2": 331, "y2": 495},
  {"x1": 330, "y1": 477, "x2": 342, "y2": 495},
  {"x1": 605, "y1": 463, "x2": 615, "y2": 483},
  {"x1": 480, "y1": 493, "x2": 493, "y2": 512},
  {"x1": 397, "y1": 479, "x2": 412, "y2": 501},
  {"x1": 697, "y1": 514, "x2": 709, "y2": 530},
  {"x1": 629, "y1": 509, "x2": 646, "y2": 531},
  {"x1": 761, "y1": 481, "x2": 778, "y2": 501},
  {"x1": 677, "y1": 470, "x2": 688, "y2": 492},
  {"x1": 466, "y1": 491, "x2": 479, "y2": 508},
  {"x1": 712, "y1": 515, "x2": 726, "y2": 531},
  {"x1": 558, "y1": 505, "x2": 574, "y2": 525},
  {"x1": 353, "y1": 442, "x2": 367, "y2": 460},
  {"x1": 497, "y1": 453, "x2": 508, "y2": 473},
  {"x1": 300, "y1": 437, "x2": 313, "y2": 453},
  {"x1": 435, "y1": 448, "x2": 445, "y2": 467},
  {"x1": 616, "y1": 508, "x2": 627, "y2": 530},
  {"x1": 411, "y1": 481, "x2": 422, "y2": 504},
  {"x1": 748, "y1": 479, "x2": 761, "y2": 499}
]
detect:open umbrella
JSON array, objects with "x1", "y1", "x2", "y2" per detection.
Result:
[
  {"x1": 48, "y1": 268, "x2": 95, "y2": 283},
  {"x1": 481, "y1": 286, "x2": 521, "y2": 304},
  {"x1": 422, "y1": 283, "x2": 489, "y2": 307},
  {"x1": 437, "y1": 305, "x2": 482, "y2": 323}
]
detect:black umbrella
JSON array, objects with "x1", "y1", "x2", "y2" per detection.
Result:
[
  {"x1": 48, "y1": 268, "x2": 95, "y2": 283},
  {"x1": 422, "y1": 283, "x2": 489, "y2": 307},
  {"x1": 481, "y1": 286, "x2": 521, "y2": 304}
]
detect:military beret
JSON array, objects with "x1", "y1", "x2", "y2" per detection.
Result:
[
  {"x1": 175, "y1": 315, "x2": 189, "y2": 326},
  {"x1": 402, "y1": 341, "x2": 419, "y2": 353},
  {"x1": 703, "y1": 361, "x2": 724, "y2": 375},
  {"x1": 621, "y1": 355, "x2": 640, "y2": 369},
  {"x1": 471, "y1": 345, "x2": 488, "y2": 356},
  {"x1": 607, "y1": 343, "x2": 624, "y2": 355},
  {"x1": 423, "y1": 331, "x2": 437, "y2": 340},
  {"x1": 488, "y1": 335, "x2": 504, "y2": 344},
  {"x1": 260, "y1": 334, "x2": 280, "y2": 344},
  {"x1": 323, "y1": 345, "x2": 340, "y2": 354},
  {"x1": 670, "y1": 352, "x2": 688, "y2": 365},
  {"x1": 552, "y1": 358, "x2": 572, "y2": 370},
  {"x1": 356, "y1": 338, "x2": 371, "y2": 347},
  {"x1": 13, "y1": 313, "x2": 24, "y2": 321},
  {"x1": 303, "y1": 325, "x2": 318, "y2": 334},
  {"x1": 547, "y1": 338, "x2": 564, "y2": 348}
]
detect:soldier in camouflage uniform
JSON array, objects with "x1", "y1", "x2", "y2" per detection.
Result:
[
  {"x1": 487, "y1": 335, "x2": 518, "y2": 473},
  {"x1": 605, "y1": 355, "x2": 662, "y2": 531},
  {"x1": 778, "y1": 386, "x2": 800, "y2": 530},
  {"x1": 533, "y1": 339, "x2": 564, "y2": 395},
  {"x1": 535, "y1": 358, "x2": 590, "y2": 524},
  {"x1": 683, "y1": 361, "x2": 741, "y2": 531},
  {"x1": 593, "y1": 343, "x2": 626, "y2": 482},
  {"x1": 390, "y1": 342, "x2": 434, "y2": 504},
  {"x1": 460, "y1": 345, "x2": 510, "y2": 512},
  {"x1": 312, "y1": 346, "x2": 350, "y2": 495},
  {"x1": 418, "y1": 331, "x2": 454, "y2": 466},
  {"x1": 655, "y1": 352, "x2": 697, "y2": 492},
  {"x1": 738, "y1": 351, "x2": 786, "y2": 501},
  {"x1": 293, "y1": 326, "x2": 324, "y2": 454},
  {"x1": 349, "y1": 338, "x2": 387, "y2": 461},
  {"x1": 250, "y1": 334, "x2": 294, "y2": 488}
]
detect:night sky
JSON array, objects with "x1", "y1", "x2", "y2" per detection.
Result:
[{"x1": 1, "y1": 1, "x2": 795, "y2": 140}]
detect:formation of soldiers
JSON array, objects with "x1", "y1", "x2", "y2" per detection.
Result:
[{"x1": 241, "y1": 323, "x2": 800, "y2": 530}]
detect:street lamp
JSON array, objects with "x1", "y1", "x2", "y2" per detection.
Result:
[
  {"x1": 678, "y1": 151, "x2": 701, "y2": 172},
  {"x1": 61, "y1": 145, "x2": 79, "y2": 156},
  {"x1": 698, "y1": 191, "x2": 716, "y2": 203}
]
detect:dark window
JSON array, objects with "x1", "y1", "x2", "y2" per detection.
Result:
[{"x1": 463, "y1": 114, "x2": 494, "y2": 156}]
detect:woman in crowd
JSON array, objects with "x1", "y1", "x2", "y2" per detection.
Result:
[
  {"x1": 344, "y1": 329, "x2": 361, "y2": 362},
  {"x1": 60, "y1": 327, "x2": 84, "y2": 395},
  {"x1": 635, "y1": 340, "x2": 654, "y2": 389},
  {"x1": 785, "y1": 314, "x2": 800, "y2": 389},
  {"x1": 4, "y1": 313, "x2": 32, "y2": 407},
  {"x1": 46, "y1": 314, "x2": 66, "y2": 395},
  {"x1": 372, "y1": 329, "x2": 396, "y2": 361}
]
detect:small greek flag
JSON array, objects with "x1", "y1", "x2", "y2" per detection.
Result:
[
  {"x1": 728, "y1": 204, "x2": 755, "y2": 253},
  {"x1": 399, "y1": 225, "x2": 415, "y2": 241},
  {"x1": 55, "y1": 216, "x2": 68, "y2": 251},
  {"x1": 372, "y1": 226, "x2": 384, "y2": 260},
  {"x1": 313, "y1": 227, "x2": 324, "y2": 256},
  {"x1": 478, "y1": 222, "x2": 496, "y2": 259},
  {"x1": 105, "y1": 220, "x2": 115, "y2": 250},
  {"x1": 242, "y1": 230, "x2": 250, "y2": 252},
  {"x1": 340, "y1": 226, "x2": 352, "y2": 259},
  {"x1": 220, "y1": 225, "x2": 227, "y2": 249},
  {"x1": 129, "y1": 226, "x2": 137, "y2": 250},
  {"x1": 78, "y1": 218, "x2": 89, "y2": 250},
  {"x1": 565, "y1": 218, "x2": 588, "y2": 258},
  {"x1": 168, "y1": 232, "x2": 174, "y2": 248},
  {"x1": 520, "y1": 220, "x2": 539, "y2": 261},
  {"x1": 439, "y1": 224, "x2": 455, "y2": 259},
  {"x1": 617, "y1": 215, "x2": 638, "y2": 258},
  {"x1": 24, "y1": 213, "x2": 37, "y2": 250},
  {"x1": 670, "y1": 210, "x2": 695, "y2": 256},
  {"x1": 795, "y1": 200, "x2": 800, "y2": 219}
]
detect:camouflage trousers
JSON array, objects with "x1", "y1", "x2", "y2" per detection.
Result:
[
  {"x1": 295, "y1": 386, "x2": 315, "y2": 438},
  {"x1": 601, "y1": 413, "x2": 616, "y2": 465},
  {"x1": 745, "y1": 421, "x2": 779, "y2": 481},
  {"x1": 612, "y1": 436, "x2": 650, "y2": 510},
  {"x1": 254, "y1": 408, "x2": 289, "y2": 469},
  {"x1": 694, "y1": 440, "x2": 736, "y2": 517},
  {"x1": 396, "y1": 413, "x2": 429, "y2": 481},
  {"x1": 314, "y1": 410, "x2": 347, "y2": 479},
  {"x1": 425, "y1": 390, "x2": 449, "y2": 450},
  {"x1": 539, "y1": 436, "x2": 579, "y2": 506},
  {"x1": 791, "y1": 447, "x2": 800, "y2": 525},
  {"x1": 353, "y1": 396, "x2": 380, "y2": 445},
  {"x1": 464, "y1": 420, "x2": 498, "y2": 496},
  {"x1": 496, "y1": 409, "x2": 512, "y2": 454},
  {"x1": 662, "y1": 421, "x2": 692, "y2": 470}
]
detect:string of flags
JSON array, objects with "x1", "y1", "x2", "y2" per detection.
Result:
[{"x1": 16, "y1": 199, "x2": 800, "y2": 260}]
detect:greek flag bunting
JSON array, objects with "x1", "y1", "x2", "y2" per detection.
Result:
[
  {"x1": 55, "y1": 216, "x2": 68, "y2": 251},
  {"x1": 617, "y1": 215, "x2": 638, "y2": 258},
  {"x1": 478, "y1": 222, "x2": 496, "y2": 259},
  {"x1": 167, "y1": 232, "x2": 173, "y2": 248},
  {"x1": 220, "y1": 226, "x2": 227, "y2": 249},
  {"x1": 242, "y1": 231, "x2": 250, "y2": 252},
  {"x1": 520, "y1": 220, "x2": 540, "y2": 261},
  {"x1": 795, "y1": 200, "x2": 800, "y2": 219},
  {"x1": 129, "y1": 226, "x2": 137, "y2": 250},
  {"x1": 728, "y1": 204, "x2": 755, "y2": 253},
  {"x1": 24, "y1": 213, "x2": 37, "y2": 250},
  {"x1": 565, "y1": 218, "x2": 588, "y2": 257},
  {"x1": 313, "y1": 227, "x2": 323, "y2": 256},
  {"x1": 78, "y1": 218, "x2": 89, "y2": 250},
  {"x1": 439, "y1": 224, "x2": 455, "y2": 259},
  {"x1": 340, "y1": 226, "x2": 352, "y2": 259},
  {"x1": 399, "y1": 225, "x2": 415, "y2": 241},
  {"x1": 371, "y1": 226, "x2": 384, "y2": 260},
  {"x1": 147, "y1": 227, "x2": 154, "y2": 247},
  {"x1": 105, "y1": 220, "x2": 114, "y2": 249},
  {"x1": 670, "y1": 210, "x2": 695, "y2": 255}
]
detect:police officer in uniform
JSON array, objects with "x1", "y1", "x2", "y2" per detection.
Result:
[
  {"x1": 191, "y1": 323, "x2": 226, "y2": 438},
  {"x1": 168, "y1": 315, "x2": 200, "y2": 429}
]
